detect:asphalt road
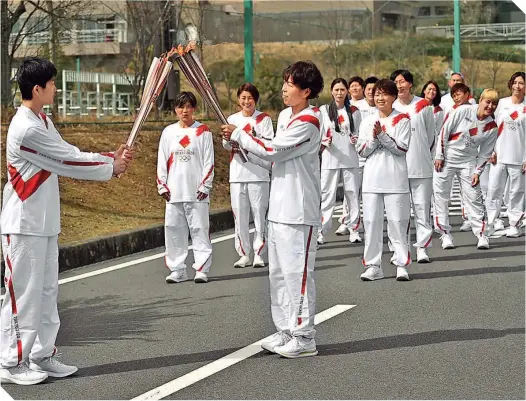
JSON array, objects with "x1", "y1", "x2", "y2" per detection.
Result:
[{"x1": 1, "y1": 209, "x2": 524, "y2": 400}]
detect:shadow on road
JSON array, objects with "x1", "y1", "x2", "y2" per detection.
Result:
[{"x1": 411, "y1": 265, "x2": 525, "y2": 280}]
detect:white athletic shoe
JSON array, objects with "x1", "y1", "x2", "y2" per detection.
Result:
[
  {"x1": 29, "y1": 356, "x2": 77, "y2": 378},
  {"x1": 0, "y1": 361, "x2": 48, "y2": 385},
  {"x1": 416, "y1": 248, "x2": 430, "y2": 263},
  {"x1": 165, "y1": 269, "x2": 189, "y2": 283},
  {"x1": 477, "y1": 235, "x2": 490, "y2": 250},
  {"x1": 274, "y1": 336, "x2": 318, "y2": 359},
  {"x1": 233, "y1": 255, "x2": 251, "y2": 268},
  {"x1": 317, "y1": 233, "x2": 325, "y2": 245},
  {"x1": 194, "y1": 271, "x2": 208, "y2": 283},
  {"x1": 396, "y1": 266, "x2": 410, "y2": 281},
  {"x1": 459, "y1": 220, "x2": 472, "y2": 232},
  {"x1": 506, "y1": 226, "x2": 520, "y2": 238},
  {"x1": 494, "y1": 219, "x2": 505, "y2": 231},
  {"x1": 252, "y1": 254, "x2": 266, "y2": 267},
  {"x1": 335, "y1": 224, "x2": 350, "y2": 236},
  {"x1": 440, "y1": 234, "x2": 455, "y2": 249},
  {"x1": 360, "y1": 265, "x2": 384, "y2": 281},
  {"x1": 261, "y1": 331, "x2": 292, "y2": 353},
  {"x1": 348, "y1": 229, "x2": 362, "y2": 243}
]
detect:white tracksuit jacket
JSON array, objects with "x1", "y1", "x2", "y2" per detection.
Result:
[
  {"x1": 440, "y1": 93, "x2": 476, "y2": 116},
  {"x1": 494, "y1": 97, "x2": 526, "y2": 166}
]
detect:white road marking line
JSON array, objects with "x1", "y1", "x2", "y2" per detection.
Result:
[
  {"x1": 0, "y1": 384, "x2": 14, "y2": 401},
  {"x1": 132, "y1": 304, "x2": 356, "y2": 401},
  {"x1": 0, "y1": 229, "x2": 255, "y2": 302}
]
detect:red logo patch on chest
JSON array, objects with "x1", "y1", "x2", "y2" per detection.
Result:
[
  {"x1": 179, "y1": 135, "x2": 191, "y2": 148},
  {"x1": 468, "y1": 127, "x2": 478, "y2": 136},
  {"x1": 338, "y1": 114, "x2": 345, "y2": 124}
]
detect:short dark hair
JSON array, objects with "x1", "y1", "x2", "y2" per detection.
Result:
[
  {"x1": 390, "y1": 69, "x2": 413, "y2": 85},
  {"x1": 174, "y1": 91, "x2": 197, "y2": 108},
  {"x1": 348, "y1": 76, "x2": 365, "y2": 88},
  {"x1": 237, "y1": 83, "x2": 260, "y2": 103},
  {"x1": 364, "y1": 76, "x2": 379, "y2": 87},
  {"x1": 508, "y1": 71, "x2": 525, "y2": 91},
  {"x1": 451, "y1": 83, "x2": 470, "y2": 95},
  {"x1": 16, "y1": 57, "x2": 57, "y2": 100},
  {"x1": 420, "y1": 80, "x2": 442, "y2": 107},
  {"x1": 283, "y1": 61, "x2": 324, "y2": 99},
  {"x1": 373, "y1": 79, "x2": 398, "y2": 98}
]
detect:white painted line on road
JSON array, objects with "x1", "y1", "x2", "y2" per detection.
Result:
[
  {"x1": 131, "y1": 304, "x2": 357, "y2": 401},
  {"x1": 0, "y1": 384, "x2": 14, "y2": 401}
]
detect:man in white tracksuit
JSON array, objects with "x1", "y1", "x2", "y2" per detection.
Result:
[
  {"x1": 222, "y1": 61, "x2": 323, "y2": 359},
  {"x1": 434, "y1": 84, "x2": 498, "y2": 250},
  {"x1": 440, "y1": 72, "x2": 476, "y2": 115},
  {"x1": 0, "y1": 58, "x2": 131, "y2": 385},
  {"x1": 157, "y1": 92, "x2": 214, "y2": 284},
  {"x1": 357, "y1": 79, "x2": 412, "y2": 282},
  {"x1": 391, "y1": 69, "x2": 435, "y2": 263},
  {"x1": 485, "y1": 71, "x2": 525, "y2": 237},
  {"x1": 224, "y1": 83, "x2": 273, "y2": 268},
  {"x1": 318, "y1": 78, "x2": 362, "y2": 245}
]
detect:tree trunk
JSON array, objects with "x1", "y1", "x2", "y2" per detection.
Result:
[
  {"x1": 47, "y1": 0, "x2": 59, "y2": 118},
  {"x1": 1, "y1": 1, "x2": 13, "y2": 107}
]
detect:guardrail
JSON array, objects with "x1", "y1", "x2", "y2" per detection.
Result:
[
  {"x1": 10, "y1": 27, "x2": 127, "y2": 46},
  {"x1": 416, "y1": 22, "x2": 525, "y2": 42}
]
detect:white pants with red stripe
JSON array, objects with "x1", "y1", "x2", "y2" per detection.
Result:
[
  {"x1": 231, "y1": 182, "x2": 269, "y2": 257},
  {"x1": 268, "y1": 222, "x2": 317, "y2": 338},
  {"x1": 486, "y1": 163, "x2": 525, "y2": 227},
  {"x1": 320, "y1": 168, "x2": 361, "y2": 234},
  {"x1": 362, "y1": 193, "x2": 411, "y2": 267},
  {"x1": 460, "y1": 167, "x2": 490, "y2": 221},
  {"x1": 164, "y1": 202, "x2": 212, "y2": 274},
  {"x1": 433, "y1": 164, "x2": 486, "y2": 237},
  {"x1": 337, "y1": 167, "x2": 363, "y2": 229},
  {"x1": 409, "y1": 178, "x2": 433, "y2": 248},
  {"x1": 1, "y1": 234, "x2": 60, "y2": 368}
]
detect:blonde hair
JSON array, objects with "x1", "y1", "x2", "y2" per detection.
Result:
[{"x1": 479, "y1": 88, "x2": 499, "y2": 103}]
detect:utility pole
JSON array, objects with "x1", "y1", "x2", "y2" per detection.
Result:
[
  {"x1": 452, "y1": 0, "x2": 461, "y2": 72},
  {"x1": 244, "y1": 0, "x2": 253, "y2": 83}
]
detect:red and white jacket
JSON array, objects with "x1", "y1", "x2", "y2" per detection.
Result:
[
  {"x1": 394, "y1": 96, "x2": 435, "y2": 178},
  {"x1": 433, "y1": 105, "x2": 445, "y2": 145},
  {"x1": 494, "y1": 97, "x2": 526, "y2": 166},
  {"x1": 440, "y1": 92, "x2": 476, "y2": 116},
  {"x1": 357, "y1": 110, "x2": 411, "y2": 194},
  {"x1": 223, "y1": 110, "x2": 273, "y2": 183},
  {"x1": 436, "y1": 104, "x2": 498, "y2": 174},
  {"x1": 157, "y1": 121, "x2": 214, "y2": 203},
  {"x1": 1, "y1": 105, "x2": 114, "y2": 236}
]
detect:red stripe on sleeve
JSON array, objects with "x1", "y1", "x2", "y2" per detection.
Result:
[
  {"x1": 255, "y1": 112, "x2": 271, "y2": 124},
  {"x1": 497, "y1": 122, "x2": 504, "y2": 137},
  {"x1": 448, "y1": 132, "x2": 462, "y2": 141},
  {"x1": 200, "y1": 164, "x2": 214, "y2": 186},
  {"x1": 415, "y1": 99, "x2": 429, "y2": 114},
  {"x1": 483, "y1": 121, "x2": 497, "y2": 132},
  {"x1": 392, "y1": 113, "x2": 409, "y2": 126},
  {"x1": 8, "y1": 164, "x2": 51, "y2": 201},
  {"x1": 248, "y1": 134, "x2": 273, "y2": 151},
  {"x1": 167, "y1": 153, "x2": 174, "y2": 173},
  {"x1": 196, "y1": 124, "x2": 209, "y2": 137},
  {"x1": 286, "y1": 115, "x2": 320, "y2": 130}
]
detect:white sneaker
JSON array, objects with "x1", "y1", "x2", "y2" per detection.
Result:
[
  {"x1": 252, "y1": 254, "x2": 266, "y2": 267},
  {"x1": 506, "y1": 226, "x2": 520, "y2": 238},
  {"x1": 274, "y1": 336, "x2": 318, "y2": 358},
  {"x1": 0, "y1": 361, "x2": 48, "y2": 385},
  {"x1": 494, "y1": 219, "x2": 505, "y2": 231},
  {"x1": 194, "y1": 271, "x2": 208, "y2": 283},
  {"x1": 335, "y1": 224, "x2": 350, "y2": 236},
  {"x1": 477, "y1": 235, "x2": 490, "y2": 249},
  {"x1": 317, "y1": 233, "x2": 325, "y2": 245},
  {"x1": 165, "y1": 269, "x2": 189, "y2": 283},
  {"x1": 233, "y1": 255, "x2": 251, "y2": 268},
  {"x1": 396, "y1": 266, "x2": 410, "y2": 281},
  {"x1": 261, "y1": 331, "x2": 292, "y2": 353},
  {"x1": 416, "y1": 248, "x2": 430, "y2": 263},
  {"x1": 29, "y1": 356, "x2": 77, "y2": 378},
  {"x1": 360, "y1": 265, "x2": 384, "y2": 281},
  {"x1": 459, "y1": 220, "x2": 472, "y2": 232},
  {"x1": 348, "y1": 229, "x2": 362, "y2": 243},
  {"x1": 440, "y1": 234, "x2": 455, "y2": 249}
]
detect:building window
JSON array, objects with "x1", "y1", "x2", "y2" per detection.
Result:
[
  {"x1": 418, "y1": 7, "x2": 431, "y2": 16},
  {"x1": 435, "y1": 6, "x2": 451, "y2": 16}
]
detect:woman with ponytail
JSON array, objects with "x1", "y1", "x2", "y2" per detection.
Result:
[{"x1": 318, "y1": 78, "x2": 362, "y2": 245}]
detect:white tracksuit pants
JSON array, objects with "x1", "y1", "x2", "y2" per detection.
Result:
[
  {"x1": 408, "y1": 178, "x2": 434, "y2": 248},
  {"x1": 268, "y1": 222, "x2": 317, "y2": 338},
  {"x1": 164, "y1": 202, "x2": 212, "y2": 273},
  {"x1": 362, "y1": 193, "x2": 411, "y2": 267},
  {"x1": 337, "y1": 167, "x2": 363, "y2": 229},
  {"x1": 1, "y1": 234, "x2": 60, "y2": 367},
  {"x1": 460, "y1": 168, "x2": 490, "y2": 222},
  {"x1": 433, "y1": 164, "x2": 486, "y2": 238},
  {"x1": 486, "y1": 163, "x2": 525, "y2": 227},
  {"x1": 231, "y1": 182, "x2": 269, "y2": 257},
  {"x1": 320, "y1": 168, "x2": 361, "y2": 234}
]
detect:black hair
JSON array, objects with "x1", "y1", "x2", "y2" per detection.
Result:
[
  {"x1": 451, "y1": 83, "x2": 470, "y2": 95},
  {"x1": 328, "y1": 78, "x2": 355, "y2": 134},
  {"x1": 508, "y1": 71, "x2": 525, "y2": 91},
  {"x1": 373, "y1": 79, "x2": 398, "y2": 98},
  {"x1": 390, "y1": 69, "x2": 413, "y2": 85},
  {"x1": 174, "y1": 91, "x2": 197, "y2": 108},
  {"x1": 16, "y1": 57, "x2": 57, "y2": 100},
  {"x1": 237, "y1": 83, "x2": 260, "y2": 103},
  {"x1": 364, "y1": 76, "x2": 379, "y2": 87},
  {"x1": 420, "y1": 80, "x2": 442, "y2": 107},
  {"x1": 348, "y1": 76, "x2": 365, "y2": 89},
  {"x1": 282, "y1": 61, "x2": 324, "y2": 100}
]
